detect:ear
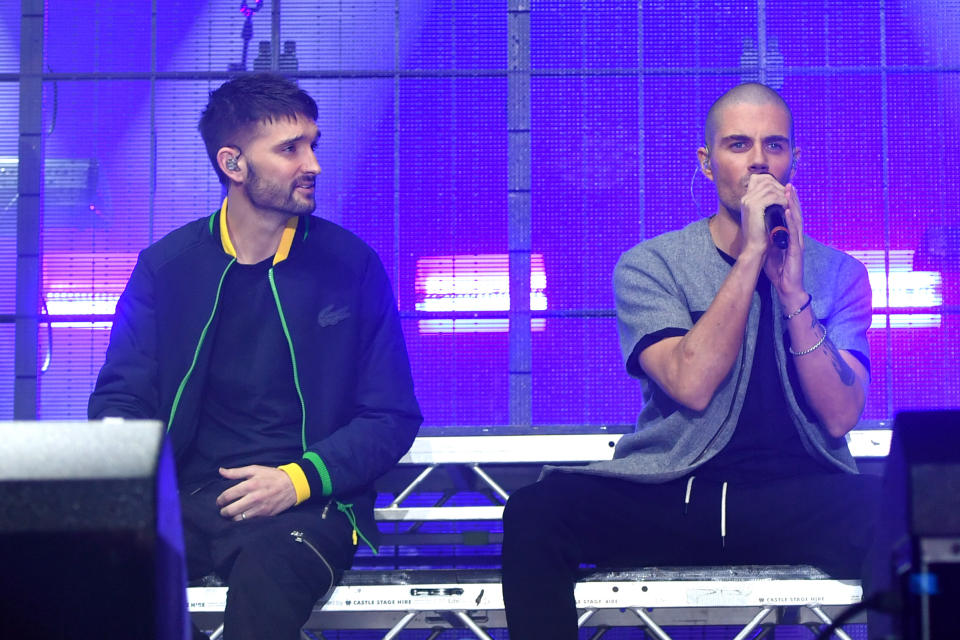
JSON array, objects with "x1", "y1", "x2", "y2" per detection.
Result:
[
  {"x1": 788, "y1": 145, "x2": 801, "y2": 182},
  {"x1": 216, "y1": 147, "x2": 245, "y2": 183},
  {"x1": 696, "y1": 146, "x2": 713, "y2": 181}
]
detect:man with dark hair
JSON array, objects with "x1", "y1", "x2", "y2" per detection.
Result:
[
  {"x1": 501, "y1": 83, "x2": 879, "y2": 638},
  {"x1": 90, "y1": 73, "x2": 422, "y2": 640},
  {"x1": 197, "y1": 73, "x2": 319, "y2": 187}
]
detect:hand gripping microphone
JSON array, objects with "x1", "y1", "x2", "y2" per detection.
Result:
[{"x1": 765, "y1": 204, "x2": 789, "y2": 249}]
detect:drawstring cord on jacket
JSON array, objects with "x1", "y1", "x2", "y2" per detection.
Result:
[{"x1": 337, "y1": 501, "x2": 378, "y2": 555}]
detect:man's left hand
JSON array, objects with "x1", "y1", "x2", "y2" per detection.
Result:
[
  {"x1": 216, "y1": 465, "x2": 298, "y2": 521},
  {"x1": 764, "y1": 182, "x2": 807, "y2": 308}
]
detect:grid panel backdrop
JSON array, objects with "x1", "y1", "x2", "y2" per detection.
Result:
[
  {"x1": 5, "y1": 2, "x2": 960, "y2": 433},
  {"x1": 1, "y1": 0, "x2": 20, "y2": 420},
  {"x1": 0, "y1": 82, "x2": 17, "y2": 314},
  {"x1": 4, "y1": 2, "x2": 957, "y2": 639}
]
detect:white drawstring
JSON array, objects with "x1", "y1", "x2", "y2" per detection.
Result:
[
  {"x1": 683, "y1": 476, "x2": 728, "y2": 548},
  {"x1": 684, "y1": 476, "x2": 695, "y2": 514},
  {"x1": 720, "y1": 481, "x2": 728, "y2": 548}
]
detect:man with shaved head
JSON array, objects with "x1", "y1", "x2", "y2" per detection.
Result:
[
  {"x1": 704, "y1": 82, "x2": 795, "y2": 155},
  {"x1": 501, "y1": 83, "x2": 879, "y2": 638}
]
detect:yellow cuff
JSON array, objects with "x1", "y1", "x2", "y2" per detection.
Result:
[{"x1": 278, "y1": 463, "x2": 311, "y2": 505}]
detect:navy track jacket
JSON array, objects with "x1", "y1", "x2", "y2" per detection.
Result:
[{"x1": 89, "y1": 207, "x2": 422, "y2": 550}]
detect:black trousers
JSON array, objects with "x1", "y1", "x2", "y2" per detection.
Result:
[
  {"x1": 501, "y1": 470, "x2": 881, "y2": 640},
  {"x1": 181, "y1": 479, "x2": 357, "y2": 640}
]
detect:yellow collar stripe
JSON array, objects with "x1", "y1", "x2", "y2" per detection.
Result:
[
  {"x1": 218, "y1": 196, "x2": 299, "y2": 266},
  {"x1": 218, "y1": 197, "x2": 236, "y2": 258},
  {"x1": 273, "y1": 215, "x2": 298, "y2": 266}
]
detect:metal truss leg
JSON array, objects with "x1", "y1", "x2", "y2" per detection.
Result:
[
  {"x1": 388, "y1": 465, "x2": 437, "y2": 507},
  {"x1": 632, "y1": 608, "x2": 673, "y2": 640},
  {"x1": 753, "y1": 624, "x2": 775, "y2": 639},
  {"x1": 208, "y1": 624, "x2": 224, "y2": 640},
  {"x1": 382, "y1": 611, "x2": 418, "y2": 640},
  {"x1": 404, "y1": 490, "x2": 455, "y2": 535},
  {"x1": 588, "y1": 627, "x2": 610, "y2": 640},
  {"x1": 452, "y1": 611, "x2": 494, "y2": 640},
  {"x1": 577, "y1": 608, "x2": 597, "y2": 627},
  {"x1": 469, "y1": 464, "x2": 510, "y2": 502},
  {"x1": 807, "y1": 605, "x2": 854, "y2": 640},
  {"x1": 732, "y1": 607, "x2": 775, "y2": 640}
]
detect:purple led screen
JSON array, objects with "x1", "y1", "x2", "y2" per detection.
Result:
[{"x1": 3, "y1": 1, "x2": 958, "y2": 424}]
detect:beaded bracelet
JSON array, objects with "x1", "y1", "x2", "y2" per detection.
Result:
[
  {"x1": 789, "y1": 322, "x2": 827, "y2": 356},
  {"x1": 784, "y1": 293, "x2": 812, "y2": 320}
]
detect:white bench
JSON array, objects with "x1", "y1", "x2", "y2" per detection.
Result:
[
  {"x1": 189, "y1": 426, "x2": 889, "y2": 639},
  {"x1": 189, "y1": 566, "x2": 864, "y2": 640},
  {"x1": 375, "y1": 427, "x2": 890, "y2": 523}
]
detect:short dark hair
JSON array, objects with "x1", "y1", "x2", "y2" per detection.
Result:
[
  {"x1": 198, "y1": 73, "x2": 319, "y2": 184},
  {"x1": 703, "y1": 82, "x2": 794, "y2": 150}
]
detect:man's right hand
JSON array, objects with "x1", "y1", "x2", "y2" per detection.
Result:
[
  {"x1": 216, "y1": 465, "x2": 298, "y2": 521},
  {"x1": 739, "y1": 173, "x2": 788, "y2": 257}
]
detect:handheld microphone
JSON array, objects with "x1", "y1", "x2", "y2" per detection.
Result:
[{"x1": 765, "y1": 204, "x2": 789, "y2": 249}]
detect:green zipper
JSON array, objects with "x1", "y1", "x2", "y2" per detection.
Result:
[
  {"x1": 269, "y1": 268, "x2": 376, "y2": 554},
  {"x1": 166, "y1": 258, "x2": 235, "y2": 432},
  {"x1": 267, "y1": 267, "x2": 308, "y2": 451}
]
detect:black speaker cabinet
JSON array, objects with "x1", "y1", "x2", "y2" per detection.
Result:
[
  {"x1": 0, "y1": 420, "x2": 187, "y2": 639},
  {"x1": 894, "y1": 410, "x2": 960, "y2": 536},
  {"x1": 871, "y1": 410, "x2": 960, "y2": 640}
]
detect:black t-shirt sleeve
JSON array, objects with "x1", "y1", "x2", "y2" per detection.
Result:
[
  {"x1": 846, "y1": 348, "x2": 871, "y2": 374},
  {"x1": 625, "y1": 327, "x2": 688, "y2": 378}
]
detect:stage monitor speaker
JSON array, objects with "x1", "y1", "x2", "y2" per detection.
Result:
[
  {"x1": 869, "y1": 409, "x2": 960, "y2": 640},
  {"x1": 0, "y1": 420, "x2": 188, "y2": 640},
  {"x1": 894, "y1": 410, "x2": 960, "y2": 536}
]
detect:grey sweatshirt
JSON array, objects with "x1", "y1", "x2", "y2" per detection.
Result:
[{"x1": 549, "y1": 217, "x2": 872, "y2": 483}]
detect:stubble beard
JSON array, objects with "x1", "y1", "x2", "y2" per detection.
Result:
[{"x1": 245, "y1": 162, "x2": 316, "y2": 217}]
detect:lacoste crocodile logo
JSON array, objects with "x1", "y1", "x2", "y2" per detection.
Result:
[{"x1": 317, "y1": 304, "x2": 350, "y2": 327}]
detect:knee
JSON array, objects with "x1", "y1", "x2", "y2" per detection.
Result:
[
  {"x1": 503, "y1": 480, "x2": 565, "y2": 541},
  {"x1": 502, "y1": 479, "x2": 586, "y2": 577},
  {"x1": 229, "y1": 542, "x2": 290, "y2": 591},
  {"x1": 223, "y1": 536, "x2": 333, "y2": 638},
  {"x1": 229, "y1": 533, "x2": 337, "y2": 600}
]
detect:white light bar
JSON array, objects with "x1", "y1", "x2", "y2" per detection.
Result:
[
  {"x1": 415, "y1": 253, "x2": 547, "y2": 334},
  {"x1": 847, "y1": 250, "x2": 941, "y2": 329}
]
